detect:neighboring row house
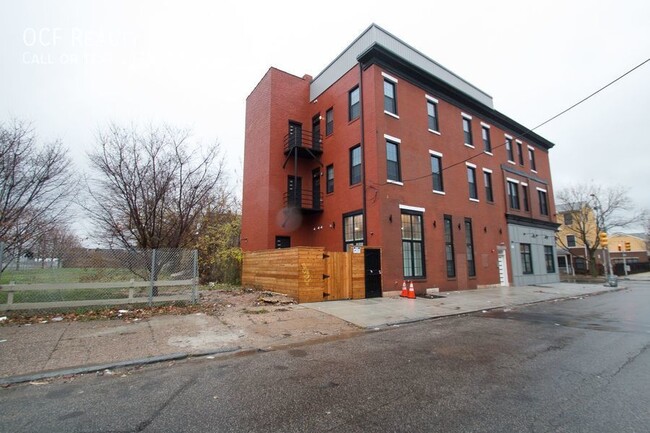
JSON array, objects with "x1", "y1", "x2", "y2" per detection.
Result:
[
  {"x1": 556, "y1": 204, "x2": 649, "y2": 274},
  {"x1": 241, "y1": 24, "x2": 560, "y2": 296}
]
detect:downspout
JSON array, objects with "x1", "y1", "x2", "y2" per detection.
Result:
[{"x1": 359, "y1": 62, "x2": 368, "y2": 245}]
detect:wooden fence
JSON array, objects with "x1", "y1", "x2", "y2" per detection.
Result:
[
  {"x1": 0, "y1": 279, "x2": 197, "y2": 311},
  {"x1": 242, "y1": 247, "x2": 365, "y2": 303}
]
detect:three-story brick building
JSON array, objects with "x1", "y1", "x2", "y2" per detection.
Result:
[{"x1": 242, "y1": 24, "x2": 560, "y2": 296}]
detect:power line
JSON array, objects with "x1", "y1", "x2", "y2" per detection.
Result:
[{"x1": 374, "y1": 57, "x2": 650, "y2": 186}]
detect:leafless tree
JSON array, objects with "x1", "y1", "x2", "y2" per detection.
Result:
[
  {"x1": 0, "y1": 119, "x2": 75, "y2": 271},
  {"x1": 556, "y1": 183, "x2": 643, "y2": 276},
  {"x1": 84, "y1": 123, "x2": 232, "y2": 251}
]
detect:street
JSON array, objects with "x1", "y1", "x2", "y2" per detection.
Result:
[{"x1": 1, "y1": 282, "x2": 649, "y2": 432}]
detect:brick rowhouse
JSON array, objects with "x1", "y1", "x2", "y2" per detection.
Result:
[{"x1": 242, "y1": 24, "x2": 560, "y2": 297}]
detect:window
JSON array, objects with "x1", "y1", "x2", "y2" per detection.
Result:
[
  {"x1": 482, "y1": 125, "x2": 491, "y2": 153},
  {"x1": 544, "y1": 245, "x2": 555, "y2": 273},
  {"x1": 383, "y1": 79, "x2": 397, "y2": 115},
  {"x1": 467, "y1": 165, "x2": 478, "y2": 200},
  {"x1": 444, "y1": 215, "x2": 455, "y2": 278},
  {"x1": 564, "y1": 213, "x2": 573, "y2": 226},
  {"x1": 431, "y1": 153, "x2": 444, "y2": 192},
  {"x1": 386, "y1": 140, "x2": 401, "y2": 182},
  {"x1": 483, "y1": 170, "x2": 494, "y2": 202},
  {"x1": 505, "y1": 137, "x2": 514, "y2": 162},
  {"x1": 325, "y1": 108, "x2": 334, "y2": 135},
  {"x1": 275, "y1": 236, "x2": 290, "y2": 249},
  {"x1": 343, "y1": 213, "x2": 364, "y2": 251},
  {"x1": 402, "y1": 212, "x2": 424, "y2": 278},
  {"x1": 517, "y1": 141, "x2": 524, "y2": 165},
  {"x1": 538, "y1": 189, "x2": 548, "y2": 215},
  {"x1": 465, "y1": 218, "x2": 476, "y2": 277},
  {"x1": 349, "y1": 145, "x2": 361, "y2": 185},
  {"x1": 508, "y1": 180, "x2": 520, "y2": 210},
  {"x1": 427, "y1": 99, "x2": 439, "y2": 131},
  {"x1": 529, "y1": 147, "x2": 537, "y2": 171},
  {"x1": 349, "y1": 86, "x2": 360, "y2": 121},
  {"x1": 520, "y1": 243, "x2": 533, "y2": 274},
  {"x1": 522, "y1": 184, "x2": 529, "y2": 211},
  {"x1": 326, "y1": 164, "x2": 334, "y2": 194},
  {"x1": 567, "y1": 235, "x2": 576, "y2": 247},
  {"x1": 462, "y1": 116, "x2": 473, "y2": 146}
]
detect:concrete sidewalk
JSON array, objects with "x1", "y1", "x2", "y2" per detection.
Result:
[
  {"x1": 0, "y1": 280, "x2": 635, "y2": 385},
  {"x1": 303, "y1": 283, "x2": 625, "y2": 328}
]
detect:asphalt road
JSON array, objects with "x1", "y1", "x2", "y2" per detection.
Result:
[{"x1": 2, "y1": 282, "x2": 649, "y2": 432}]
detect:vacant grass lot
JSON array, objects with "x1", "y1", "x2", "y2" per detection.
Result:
[{"x1": 0, "y1": 267, "x2": 191, "y2": 306}]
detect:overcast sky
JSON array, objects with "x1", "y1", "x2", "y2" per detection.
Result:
[{"x1": 1, "y1": 0, "x2": 649, "y2": 235}]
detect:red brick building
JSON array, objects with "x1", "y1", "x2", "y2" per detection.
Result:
[{"x1": 242, "y1": 24, "x2": 560, "y2": 296}]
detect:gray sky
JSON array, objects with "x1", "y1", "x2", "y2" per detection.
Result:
[{"x1": 1, "y1": 0, "x2": 649, "y2": 234}]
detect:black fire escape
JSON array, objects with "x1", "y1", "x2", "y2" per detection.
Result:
[{"x1": 282, "y1": 122, "x2": 323, "y2": 214}]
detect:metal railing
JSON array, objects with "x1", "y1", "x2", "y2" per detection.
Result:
[
  {"x1": 283, "y1": 189, "x2": 323, "y2": 212},
  {"x1": 283, "y1": 130, "x2": 323, "y2": 154}
]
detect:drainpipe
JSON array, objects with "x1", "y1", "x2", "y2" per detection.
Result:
[{"x1": 359, "y1": 62, "x2": 368, "y2": 245}]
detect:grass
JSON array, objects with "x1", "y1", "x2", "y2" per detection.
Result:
[{"x1": 0, "y1": 267, "x2": 150, "y2": 285}]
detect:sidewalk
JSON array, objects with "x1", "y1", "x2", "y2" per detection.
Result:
[
  {"x1": 303, "y1": 282, "x2": 625, "y2": 328},
  {"x1": 0, "y1": 280, "x2": 633, "y2": 385}
]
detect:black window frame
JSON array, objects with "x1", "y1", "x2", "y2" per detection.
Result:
[
  {"x1": 386, "y1": 140, "x2": 401, "y2": 182},
  {"x1": 427, "y1": 99, "x2": 439, "y2": 132},
  {"x1": 522, "y1": 184, "x2": 530, "y2": 212},
  {"x1": 444, "y1": 215, "x2": 456, "y2": 278},
  {"x1": 383, "y1": 79, "x2": 397, "y2": 115},
  {"x1": 482, "y1": 125, "x2": 492, "y2": 153},
  {"x1": 467, "y1": 165, "x2": 478, "y2": 200},
  {"x1": 462, "y1": 117, "x2": 473, "y2": 146},
  {"x1": 326, "y1": 164, "x2": 334, "y2": 194},
  {"x1": 325, "y1": 108, "x2": 334, "y2": 136},
  {"x1": 465, "y1": 218, "x2": 476, "y2": 277},
  {"x1": 348, "y1": 86, "x2": 360, "y2": 121},
  {"x1": 431, "y1": 154, "x2": 444, "y2": 192},
  {"x1": 401, "y1": 211, "x2": 425, "y2": 278},
  {"x1": 544, "y1": 245, "x2": 555, "y2": 273},
  {"x1": 349, "y1": 145, "x2": 361, "y2": 185},
  {"x1": 506, "y1": 137, "x2": 514, "y2": 162},
  {"x1": 538, "y1": 189, "x2": 549, "y2": 215},
  {"x1": 483, "y1": 170, "x2": 494, "y2": 202},
  {"x1": 529, "y1": 147, "x2": 537, "y2": 171},
  {"x1": 520, "y1": 243, "x2": 533, "y2": 274},
  {"x1": 343, "y1": 212, "x2": 364, "y2": 251},
  {"x1": 517, "y1": 141, "x2": 524, "y2": 165},
  {"x1": 508, "y1": 181, "x2": 520, "y2": 210}
]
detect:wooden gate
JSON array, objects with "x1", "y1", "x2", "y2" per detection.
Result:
[{"x1": 322, "y1": 251, "x2": 365, "y2": 301}]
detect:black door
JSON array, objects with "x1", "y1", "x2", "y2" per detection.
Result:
[
  {"x1": 287, "y1": 176, "x2": 302, "y2": 208},
  {"x1": 364, "y1": 248, "x2": 382, "y2": 298},
  {"x1": 311, "y1": 115, "x2": 321, "y2": 151},
  {"x1": 289, "y1": 121, "x2": 302, "y2": 149},
  {"x1": 312, "y1": 168, "x2": 321, "y2": 210}
]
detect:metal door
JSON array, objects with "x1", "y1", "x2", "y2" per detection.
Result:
[{"x1": 364, "y1": 248, "x2": 382, "y2": 298}]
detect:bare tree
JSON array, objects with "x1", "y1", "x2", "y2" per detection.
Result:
[
  {"x1": 556, "y1": 183, "x2": 643, "y2": 276},
  {"x1": 85, "y1": 123, "x2": 231, "y2": 250},
  {"x1": 0, "y1": 119, "x2": 75, "y2": 271}
]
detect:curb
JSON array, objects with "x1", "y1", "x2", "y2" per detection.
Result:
[{"x1": 0, "y1": 346, "x2": 241, "y2": 386}]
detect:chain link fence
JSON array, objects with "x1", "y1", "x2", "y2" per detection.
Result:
[{"x1": 0, "y1": 245, "x2": 198, "y2": 313}]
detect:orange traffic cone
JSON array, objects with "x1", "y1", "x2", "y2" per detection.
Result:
[
  {"x1": 400, "y1": 281, "x2": 408, "y2": 297},
  {"x1": 407, "y1": 281, "x2": 416, "y2": 299}
]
